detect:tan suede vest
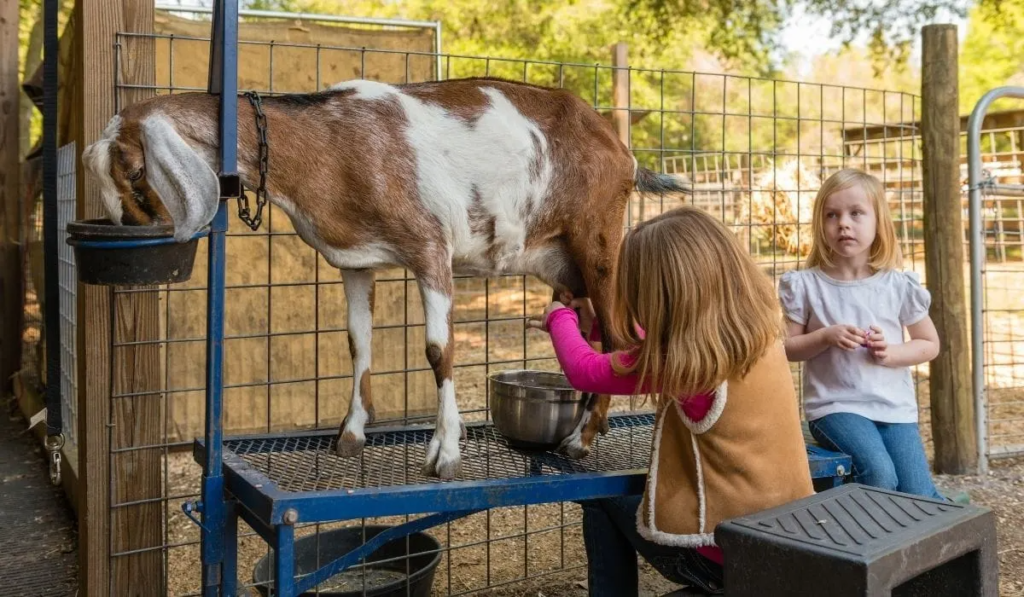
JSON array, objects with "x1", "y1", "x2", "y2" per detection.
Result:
[{"x1": 637, "y1": 342, "x2": 815, "y2": 546}]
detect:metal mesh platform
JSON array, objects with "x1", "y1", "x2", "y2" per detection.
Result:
[
  {"x1": 225, "y1": 414, "x2": 655, "y2": 493},
  {"x1": 207, "y1": 412, "x2": 850, "y2": 526}
]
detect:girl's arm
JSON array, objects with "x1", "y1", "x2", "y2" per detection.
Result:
[
  {"x1": 544, "y1": 307, "x2": 643, "y2": 396},
  {"x1": 532, "y1": 304, "x2": 716, "y2": 423},
  {"x1": 783, "y1": 319, "x2": 867, "y2": 362},
  {"x1": 867, "y1": 316, "x2": 940, "y2": 368}
]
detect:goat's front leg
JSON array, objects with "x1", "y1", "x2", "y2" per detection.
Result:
[
  {"x1": 417, "y1": 274, "x2": 464, "y2": 479},
  {"x1": 541, "y1": 285, "x2": 601, "y2": 460},
  {"x1": 557, "y1": 214, "x2": 623, "y2": 459},
  {"x1": 336, "y1": 268, "x2": 376, "y2": 457}
]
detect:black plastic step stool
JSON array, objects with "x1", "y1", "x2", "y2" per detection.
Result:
[{"x1": 714, "y1": 483, "x2": 998, "y2": 597}]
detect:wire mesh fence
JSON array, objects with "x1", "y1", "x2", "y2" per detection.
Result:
[
  {"x1": 57, "y1": 142, "x2": 79, "y2": 452},
  {"x1": 79, "y1": 15, "x2": 1019, "y2": 596}
]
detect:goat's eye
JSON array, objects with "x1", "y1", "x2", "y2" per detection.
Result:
[{"x1": 128, "y1": 168, "x2": 144, "y2": 182}]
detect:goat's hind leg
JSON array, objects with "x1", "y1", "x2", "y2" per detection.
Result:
[
  {"x1": 336, "y1": 269, "x2": 376, "y2": 457},
  {"x1": 540, "y1": 278, "x2": 611, "y2": 460},
  {"x1": 417, "y1": 274, "x2": 464, "y2": 480}
]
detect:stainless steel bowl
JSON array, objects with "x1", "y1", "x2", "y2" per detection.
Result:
[{"x1": 488, "y1": 370, "x2": 586, "y2": 450}]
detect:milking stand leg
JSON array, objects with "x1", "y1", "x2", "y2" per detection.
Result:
[{"x1": 201, "y1": 0, "x2": 239, "y2": 595}]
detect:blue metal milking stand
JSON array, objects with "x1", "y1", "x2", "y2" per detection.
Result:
[{"x1": 198, "y1": 1, "x2": 238, "y2": 595}]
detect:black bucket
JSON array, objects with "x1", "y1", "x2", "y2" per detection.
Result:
[
  {"x1": 65, "y1": 218, "x2": 205, "y2": 286},
  {"x1": 252, "y1": 526, "x2": 443, "y2": 597}
]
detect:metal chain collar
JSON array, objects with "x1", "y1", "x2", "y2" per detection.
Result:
[{"x1": 241, "y1": 90, "x2": 269, "y2": 231}]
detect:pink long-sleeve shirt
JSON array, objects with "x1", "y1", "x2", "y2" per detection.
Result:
[{"x1": 545, "y1": 307, "x2": 724, "y2": 565}]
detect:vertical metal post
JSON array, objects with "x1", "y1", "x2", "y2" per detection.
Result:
[
  {"x1": 201, "y1": 0, "x2": 238, "y2": 594},
  {"x1": 967, "y1": 86, "x2": 1024, "y2": 475},
  {"x1": 43, "y1": 0, "x2": 62, "y2": 455},
  {"x1": 275, "y1": 524, "x2": 296, "y2": 597},
  {"x1": 222, "y1": 505, "x2": 239, "y2": 597}
]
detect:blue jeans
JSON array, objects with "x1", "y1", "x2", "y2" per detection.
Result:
[
  {"x1": 808, "y1": 412, "x2": 946, "y2": 500},
  {"x1": 578, "y1": 495, "x2": 724, "y2": 596}
]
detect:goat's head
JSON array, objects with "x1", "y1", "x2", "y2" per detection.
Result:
[{"x1": 82, "y1": 104, "x2": 220, "y2": 242}]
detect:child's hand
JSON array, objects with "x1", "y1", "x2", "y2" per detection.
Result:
[
  {"x1": 822, "y1": 324, "x2": 867, "y2": 351},
  {"x1": 560, "y1": 292, "x2": 596, "y2": 339},
  {"x1": 527, "y1": 301, "x2": 568, "y2": 333},
  {"x1": 866, "y1": 325, "x2": 890, "y2": 365}
]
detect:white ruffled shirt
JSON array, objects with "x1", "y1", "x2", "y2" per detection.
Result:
[{"x1": 778, "y1": 267, "x2": 931, "y2": 424}]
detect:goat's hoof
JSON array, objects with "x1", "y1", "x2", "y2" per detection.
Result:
[
  {"x1": 336, "y1": 430, "x2": 365, "y2": 457},
  {"x1": 558, "y1": 433, "x2": 591, "y2": 460},
  {"x1": 436, "y1": 455, "x2": 462, "y2": 480},
  {"x1": 599, "y1": 417, "x2": 610, "y2": 435},
  {"x1": 460, "y1": 421, "x2": 467, "y2": 440},
  {"x1": 422, "y1": 452, "x2": 462, "y2": 480}
]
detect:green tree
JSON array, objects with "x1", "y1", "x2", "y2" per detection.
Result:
[
  {"x1": 246, "y1": 0, "x2": 771, "y2": 73},
  {"x1": 239, "y1": 0, "x2": 790, "y2": 168},
  {"x1": 960, "y1": 0, "x2": 1024, "y2": 115},
  {"x1": 639, "y1": 0, "x2": 971, "y2": 65}
]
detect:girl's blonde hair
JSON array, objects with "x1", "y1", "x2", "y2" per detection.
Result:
[
  {"x1": 609, "y1": 206, "x2": 782, "y2": 404},
  {"x1": 806, "y1": 168, "x2": 902, "y2": 270}
]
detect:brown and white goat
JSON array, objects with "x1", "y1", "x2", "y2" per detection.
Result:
[{"x1": 81, "y1": 77, "x2": 690, "y2": 479}]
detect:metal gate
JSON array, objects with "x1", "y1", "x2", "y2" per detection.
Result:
[{"x1": 967, "y1": 87, "x2": 1024, "y2": 471}]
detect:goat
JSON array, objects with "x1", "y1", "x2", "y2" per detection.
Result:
[{"x1": 81, "y1": 77, "x2": 690, "y2": 479}]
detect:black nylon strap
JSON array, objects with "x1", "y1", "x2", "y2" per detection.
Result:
[{"x1": 42, "y1": 0, "x2": 61, "y2": 439}]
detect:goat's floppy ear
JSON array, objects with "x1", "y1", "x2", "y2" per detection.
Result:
[{"x1": 140, "y1": 115, "x2": 219, "y2": 242}]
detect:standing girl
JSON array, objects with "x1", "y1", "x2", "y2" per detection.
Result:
[
  {"x1": 529, "y1": 206, "x2": 814, "y2": 596},
  {"x1": 779, "y1": 168, "x2": 944, "y2": 500}
]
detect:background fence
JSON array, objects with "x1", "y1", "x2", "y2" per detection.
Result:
[{"x1": 59, "y1": 9, "x2": 1020, "y2": 596}]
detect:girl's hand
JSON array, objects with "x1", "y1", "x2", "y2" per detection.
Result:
[
  {"x1": 563, "y1": 294, "x2": 596, "y2": 339},
  {"x1": 822, "y1": 324, "x2": 867, "y2": 351},
  {"x1": 527, "y1": 301, "x2": 568, "y2": 333},
  {"x1": 866, "y1": 325, "x2": 890, "y2": 365}
]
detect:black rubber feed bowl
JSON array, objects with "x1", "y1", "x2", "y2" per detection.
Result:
[
  {"x1": 66, "y1": 218, "x2": 203, "y2": 286},
  {"x1": 252, "y1": 526, "x2": 443, "y2": 597}
]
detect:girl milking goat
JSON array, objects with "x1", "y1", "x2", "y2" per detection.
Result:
[{"x1": 530, "y1": 207, "x2": 814, "y2": 596}]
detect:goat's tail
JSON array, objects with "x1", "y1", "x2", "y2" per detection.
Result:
[{"x1": 634, "y1": 165, "x2": 692, "y2": 195}]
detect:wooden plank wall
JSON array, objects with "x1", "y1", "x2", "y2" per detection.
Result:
[{"x1": 74, "y1": 1, "x2": 162, "y2": 595}]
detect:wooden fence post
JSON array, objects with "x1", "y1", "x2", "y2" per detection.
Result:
[
  {"x1": 611, "y1": 42, "x2": 629, "y2": 148},
  {"x1": 74, "y1": 0, "x2": 162, "y2": 595},
  {"x1": 921, "y1": 24, "x2": 977, "y2": 474},
  {"x1": 612, "y1": 42, "x2": 635, "y2": 221},
  {"x1": 1, "y1": 0, "x2": 24, "y2": 397}
]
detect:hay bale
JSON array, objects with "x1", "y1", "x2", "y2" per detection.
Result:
[{"x1": 741, "y1": 159, "x2": 820, "y2": 257}]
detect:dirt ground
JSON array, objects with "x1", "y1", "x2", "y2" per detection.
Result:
[{"x1": 934, "y1": 458, "x2": 1024, "y2": 597}]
